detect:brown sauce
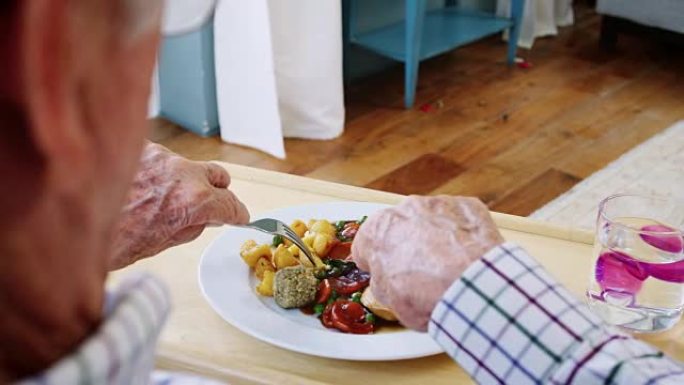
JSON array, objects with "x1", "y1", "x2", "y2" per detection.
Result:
[
  {"x1": 374, "y1": 318, "x2": 405, "y2": 334},
  {"x1": 300, "y1": 305, "x2": 315, "y2": 315}
]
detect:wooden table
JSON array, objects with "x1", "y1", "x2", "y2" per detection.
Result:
[{"x1": 111, "y1": 163, "x2": 684, "y2": 385}]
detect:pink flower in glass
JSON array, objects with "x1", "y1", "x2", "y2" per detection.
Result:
[
  {"x1": 595, "y1": 251, "x2": 648, "y2": 294},
  {"x1": 640, "y1": 225, "x2": 684, "y2": 253},
  {"x1": 638, "y1": 224, "x2": 684, "y2": 283}
]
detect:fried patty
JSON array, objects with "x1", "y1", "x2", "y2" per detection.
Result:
[{"x1": 273, "y1": 266, "x2": 318, "y2": 309}]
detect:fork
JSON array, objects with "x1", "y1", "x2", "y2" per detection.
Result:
[{"x1": 239, "y1": 218, "x2": 320, "y2": 267}]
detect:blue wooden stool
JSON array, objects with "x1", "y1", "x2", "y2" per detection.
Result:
[
  {"x1": 158, "y1": 18, "x2": 219, "y2": 137},
  {"x1": 344, "y1": 0, "x2": 525, "y2": 108}
]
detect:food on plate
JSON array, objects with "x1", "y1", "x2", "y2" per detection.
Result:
[
  {"x1": 254, "y1": 256, "x2": 275, "y2": 280},
  {"x1": 274, "y1": 266, "x2": 318, "y2": 308},
  {"x1": 321, "y1": 299, "x2": 375, "y2": 334},
  {"x1": 239, "y1": 216, "x2": 398, "y2": 334},
  {"x1": 256, "y1": 270, "x2": 275, "y2": 296},
  {"x1": 273, "y1": 244, "x2": 299, "y2": 269},
  {"x1": 308, "y1": 219, "x2": 337, "y2": 236},
  {"x1": 240, "y1": 241, "x2": 272, "y2": 268},
  {"x1": 290, "y1": 219, "x2": 308, "y2": 237},
  {"x1": 361, "y1": 288, "x2": 398, "y2": 322}
]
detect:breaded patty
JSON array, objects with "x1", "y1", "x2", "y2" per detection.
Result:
[{"x1": 273, "y1": 266, "x2": 318, "y2": 309}]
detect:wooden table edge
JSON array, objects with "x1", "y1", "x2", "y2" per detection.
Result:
[{"x1": 219, "y1": 162, "x2": 595, "y2": 245}]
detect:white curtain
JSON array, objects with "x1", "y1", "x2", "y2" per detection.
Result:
[
  {"x1": 214, "y1": 0, "x2": 345, "y2": 159},
  {"x1": 497, "y1": 0, "x2": 574, "y2": 49}
]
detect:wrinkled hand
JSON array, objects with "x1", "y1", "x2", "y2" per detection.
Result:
[
  {"x1": 110, "y1": 143, "x2": 249, "y2": 270},
  {"x1": 352, "y1": 196, "x2": 504, "y2": 331}
]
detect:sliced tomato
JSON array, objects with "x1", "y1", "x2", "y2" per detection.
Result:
[
  {"x1": 328, "y1": 242, "x2": 352, "y2": 260},
  {"x1": 340, "y1": 222, "x2": 360, "y2": 239},
  {"x1": 315, "y1": 279, "x2": 332, "y2": 304},
  {"x1": 321, "y1": 304, "x2": 335, "y2": 329},
  {"x1": 319, "y1": 238, "x2": 340, "y2": 258},
  {"x1": 329, "y1": 300, "x2": 374, "y2": 334},
  {"x1": 329, "y1": 270, "x2": 370, "y2": 295}
]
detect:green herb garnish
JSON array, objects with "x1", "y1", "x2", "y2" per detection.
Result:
[
  {"x1": 272, "y1": 234, "x2": 284, "y2": 247},
  {"x1": 351, "y1": 292, "x2": 362, "y2": 303},
  {"x1": 322, "y1": 259, "x2": 356, "y2": 278},
  {"x1": 327, "y1": 290, "x2": 339, "y2": 305},
  {"x1": 335, "y1": 220, "x2": 346, "y2": 232}
]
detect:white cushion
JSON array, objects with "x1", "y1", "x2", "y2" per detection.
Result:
[
  {"x1": 597, "y1": 0, "x2": 684, "y2": 34},
  {"x1": 162, "y1": 0, "x2": 216, "y2": 35}
]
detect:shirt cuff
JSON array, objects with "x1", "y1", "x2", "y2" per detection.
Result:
[{"x1": 428, "y1": 243, "x2": 604, "y2": 384}]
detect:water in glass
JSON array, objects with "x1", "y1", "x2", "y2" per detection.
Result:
[{"x1": 588, "y1": 212, "x2": 684, "y2": 332}]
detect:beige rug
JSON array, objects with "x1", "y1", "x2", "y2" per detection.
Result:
[{"x1": 530, "y1": 121, "x2": 684, "y2": 230}]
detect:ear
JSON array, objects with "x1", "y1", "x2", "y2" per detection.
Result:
[{"x1": 21, "y1": 0, "x2": 92, "y2": 192}]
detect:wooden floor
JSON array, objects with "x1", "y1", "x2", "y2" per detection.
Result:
[{"x1": 152, "y1": 5, "x2": 684, "y2": 216}]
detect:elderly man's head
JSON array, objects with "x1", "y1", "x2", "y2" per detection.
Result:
[
  {"x1": 0, "y1": 0, "x2": 162, "y2": 379},
  {"x1": 1, "y1": 0, "x2": 162, "y2": 220}
]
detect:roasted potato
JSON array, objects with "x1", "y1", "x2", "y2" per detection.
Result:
[
  {"x1": 313, "y1": 233, "x2": 335, "y2": 257},
  {"x1": 287, "y1": 244, "x2": 318, "y2": 267},
  {"x1": 273, "y1": 244, "x2": 299, "y2": 269},
  {"x1": 254, "y1": 256, "x2": 275, "y2": 279},
  {"x1": 241, "y1": 243, "x2": 272, "y2": 268},
  {"x1": 256, "y1": 270, "x2": 275, "y2": 296},
  {"x1": 290, "y1": 219, "x2": 308, "y2": 238},
  {"x1": 309, "y1": 219, "x2": 336, "y2": 236},
  {"x1": 302, "y1": 233, "x2": 315, "y2": 248},
  {"x1": 288, "y1": 244, "x2": 300, "y2": 256},
  {"x1": 240, "y1": 240, "x2": 257, "y2": 254},
  {"x1": 298, "y1": 253, "x2": 315, "y2": 268}
]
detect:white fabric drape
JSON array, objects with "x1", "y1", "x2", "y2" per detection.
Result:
[
  {"x1": 215, "y1": 0, "x2": 345, "y2": 159},
  {"x1": 214, "y1": 0, "x2": 285, "y2": 157},
  {"x1": 497, "y1": 0, "x2": 574, "y2": 49}
]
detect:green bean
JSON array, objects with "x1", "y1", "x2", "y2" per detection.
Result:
[{"x1": 272, "y1": 235, "x2": 284, "y2": 247}]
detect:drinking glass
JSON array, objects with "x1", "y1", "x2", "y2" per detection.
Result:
[{"x1": 587, "y1": 194, "x2": 684, "y2": 332}]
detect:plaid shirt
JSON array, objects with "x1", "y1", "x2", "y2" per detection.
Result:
[
  {"x1": 17, "y1": 274, "x2": 225, "y2": 385},
  {"x1": 430, "y1": 243, "x2": 684, "y2": 385}
]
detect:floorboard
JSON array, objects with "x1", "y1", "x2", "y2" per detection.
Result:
[
  {"x1": 490, "y1": 169, "x2": 581, "y2": 216},
  {"x1": 151, "y1": 4, "x2": 684, "y2": 215},
  {"x1": 366, "y1": 154, "x2": 465, "y2": 195}
]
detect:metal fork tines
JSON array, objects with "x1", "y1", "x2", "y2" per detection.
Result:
[{"x1": 241, "y1": 218, "x2": 318, "y2": 267}]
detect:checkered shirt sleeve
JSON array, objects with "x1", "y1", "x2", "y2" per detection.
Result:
[
  {"x1": 17, "y1": 274, "x2": 227, "y2": 385},
  {"x1": 428, "y1": 243, "x2": 684, "y2": 385}
]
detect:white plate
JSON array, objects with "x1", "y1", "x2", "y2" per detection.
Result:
[{"x1": 198, "y1": 201, "x2": 443, "y2": 361}]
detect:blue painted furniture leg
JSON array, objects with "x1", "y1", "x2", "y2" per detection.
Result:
[
  {"x1": 159, "y1": 18, "x2": 219, "y2": 136},
  {"x1": 507, "y1": 0, "x2": 525, "y2": 65},
  {"x1": 405, "y1": 0, "x2": 427, "y2": 108}
]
